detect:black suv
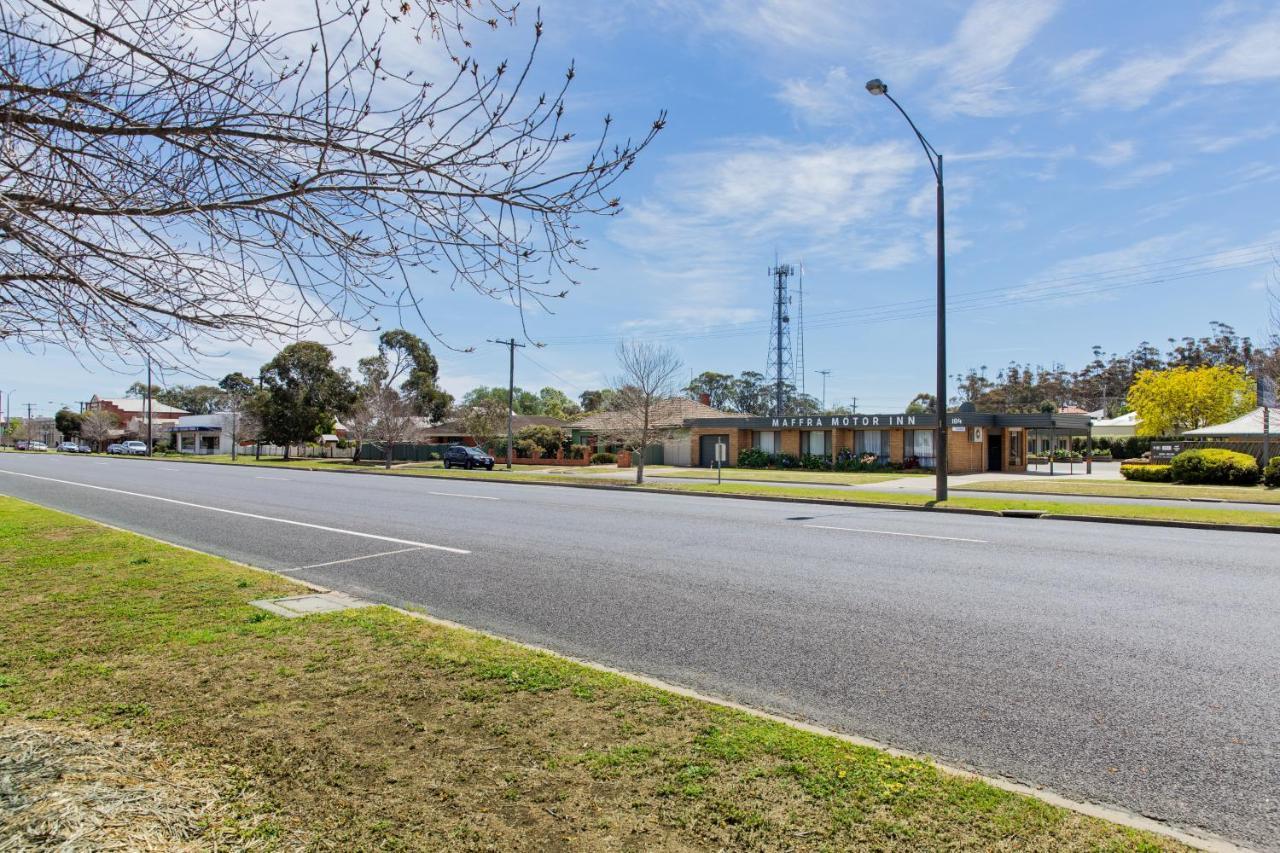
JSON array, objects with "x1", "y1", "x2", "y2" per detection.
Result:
[{"x1": 442, "y1": 445, "x2": 495, "y2": 470}]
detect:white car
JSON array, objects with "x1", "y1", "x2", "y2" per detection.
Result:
[
  {"x1": 28, "y1": 441, "x2": 49, "y2": 451},
  {"x1": 121, "y1": 440, "x2": 148, "y2": 455}
]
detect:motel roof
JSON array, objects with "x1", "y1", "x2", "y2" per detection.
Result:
[{"x1": 1184, "y1": 407, "x2": 1274, "y2": 436}]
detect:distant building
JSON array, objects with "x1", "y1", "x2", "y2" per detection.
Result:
[
  {"x1": 418, "y1": 414, "x2": 567, "y2": 447},
  {"x1": 87, "y1": 395, "x2": 189, "y2": 441},
  {"x1": 1091, "y1": 411, "x2": 1141, "y2": 439}
]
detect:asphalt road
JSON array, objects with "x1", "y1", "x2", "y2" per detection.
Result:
[{"x1": 1, "y1": 452, "x2": 1277, "y2": 849}]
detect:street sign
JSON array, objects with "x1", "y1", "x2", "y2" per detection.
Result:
[
  {"x1": 1149, "y1": 442, "x2": 1185, "y2": 462},
  {"x1": 714, "y1": 442, "x2": 726, "y2": 462},
  {"x1": 1259, "y1": 376, "x2": 1277, "y2": 408}
]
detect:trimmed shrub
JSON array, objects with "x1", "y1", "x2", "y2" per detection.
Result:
[
  {"x1": 774, "y1": 452, "x2": 799, "y2": 469},
  {"x1": 1121, "y1": 463, "x2": 1172, "y2": 482},
  {"x1": 1169, "y1": 448, "x2": 1260, "y2": 486},
  {"x1": 589, "y1": 452, "x2": 616, "y2": 465},
  {"x1": 1263, "y1": 456, "x2": 1280, "y2": 488},
  {"x1": 799, "y1": 453, "x2": 833, "y2": 471},
  {"x1": 737, "y1": 447, "x2": 769, "y2": 468}
]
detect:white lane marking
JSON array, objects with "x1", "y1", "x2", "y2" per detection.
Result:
[
  {"x1": 426, "y1": 491, "x2": 499, "y2": 501},
  {"x1": 290, "y1": 546, "x2": 425, "y2": 571},
  {"x1": 255, "y1": 476, "x2": 291, "y2": 481},
  {"x1": 803, "y1": 524, "x2": 988, "y2": 544},
  {"x1": 0, "y1": 469, "x2": 471, "y2": 554}
]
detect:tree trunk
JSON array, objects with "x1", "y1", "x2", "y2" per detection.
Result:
[
  {"x1": 385, "y1": 441, "x2": 393, "y2": 469},
  {"x1": 636, "y1": 405, "x2": 649, "y2": 485}
]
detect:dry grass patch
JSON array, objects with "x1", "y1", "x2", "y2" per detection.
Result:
[{"x1": 0, "y1": 497, "x2": 1188, "y2": 851}]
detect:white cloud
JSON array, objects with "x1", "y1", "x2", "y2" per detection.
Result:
[
  {"x1": 1104, "y1": 160, "x2": 1175, "y2": 189},
  {"x1": 1203, "y1": 14, "x2": 1280, "y2": 82},
  {"x1": 929, "y1": 0, "x2": 1063, "y2": 115},
  {"x1": 776, "y1": 67, "x2": 859, "y2": 126},
  {"x1": 1087, "y1": 139, "x2": 1137, "y2": 167},
  {"x1": 1191, "y1": 122, "x2": 1280, "y2": 153}
]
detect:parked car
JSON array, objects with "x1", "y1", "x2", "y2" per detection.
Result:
[
  {"x1": 106, "y1": 443, "x2": 127, "y2": 454},
  {"x1": 57, "y1": 442, "x2": 80, "y2": 452},
  {"x1": 122, "y1": 440, "x2": 149, "y2": 455},
  {"x1": 14, "y1": 440, "x2": 28, "y2": 450},
  {"x1": 28, "y1": 441, "x2": 48, "y2": 451},
  {"x1": 442, "y1": 444, "x2": 494, "y2": 470}
]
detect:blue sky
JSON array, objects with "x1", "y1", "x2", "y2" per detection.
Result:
[{"x1": 5, "y1": 0, "x2": 1280, "y2": 418}]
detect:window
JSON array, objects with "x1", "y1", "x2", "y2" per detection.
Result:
[
  {"x1": 905, "y1": 430, "x2": 935, "y2": 467},
  {"x1": 855, "y1": 430, "x2": 887, "y2": 458},
  {"x1": 1007, "y1": 429, "x2": 1023, "y2": 467},
  {"x1": 801, "y1": 430, "x2": 829, "y2": 456},
  {"x1": 753, "y1": 430, "x2": 779, "y2": 453}
]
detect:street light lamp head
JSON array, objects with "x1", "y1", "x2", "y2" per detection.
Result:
[{"x1": 865, "y1": 78, "x2": 888, "y2": 96}]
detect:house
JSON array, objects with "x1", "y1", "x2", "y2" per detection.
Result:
[
  {"x1": 569, "y1": 397, "x2": 740, "y2": 466},
  {"x1": 172, "y1": 413, "x2": 237, "y2": 455},
  {"x1": 1091, "y1": 411, "x2": 1141, "y2": 439},
  {"x1": 417, "y1": 414, "x2": 567, "y2": 447},
  {"x1": 86, "y1": 395, "x2": 189, "y2": 440}
]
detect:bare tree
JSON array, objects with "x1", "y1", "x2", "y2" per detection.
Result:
[
  {"x1": 610, "y1": 340, "x2": 682, "y2": 484},
  {"x1": 78, "y1": 408, "x2": 118, "y2": 450},
  {"x1": 351, "y1": 386, "x2": 421, "y2": 468},
  {"x1": 0, "y1": 1, "x2": 664, "y2": 366}
]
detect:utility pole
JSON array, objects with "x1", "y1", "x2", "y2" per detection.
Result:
[
  {"x1": 488, "y1": 338, "x2": 526, "y2": 470},
  {"x1": 145, "y1": 355, "x2": 153, "y2": 456},
  {"x1": 851, "y1": 396, "x2": 857, "y2": 414},
  {"x1": 817, "y1": 369, "x2": 832, "y2": 410}
]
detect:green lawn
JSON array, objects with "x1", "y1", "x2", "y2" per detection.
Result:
[
  {"x1": 957, "y1": 478, "x2": 1280, "y2": 505},
  {"x1": 0, "y1": 496, "x2": 1188, "y2": 850},
  {"x1": 644, "y1": 481, "x2": 1280, "y2": 528},
  {"x1": 638, "y1": 466, "x2": 925, "y2": 486}
]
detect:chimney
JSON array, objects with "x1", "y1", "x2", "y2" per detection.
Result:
[{"x1": 698, "y1": 393, "x2": 711, "y2": 406}]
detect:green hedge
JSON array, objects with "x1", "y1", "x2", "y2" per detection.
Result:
[
  {"x1": 589, "y1": 452, "x2": 616, "y2": 465},
  {"x1": 1169, "y1": 448, "x2": 1260, "y2": 486},
  {"x1": 1264, "y1": 456, "x2": 1280, "y2": 488},
  {"x1": 1121, "y1": 464, "x2": 1172, "y2": 482},
  {"x1": 737, "y1": 447, "x2": 769, "y2": 468}
]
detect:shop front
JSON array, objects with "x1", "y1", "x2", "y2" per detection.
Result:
[{"x1": 683, "y1": 412, "x2": 1092, "y2": 475}]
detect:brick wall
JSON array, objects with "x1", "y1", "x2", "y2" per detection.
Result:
[
  {"x1": 947, "y1": 427, "x2": 985, "y2": 474},
  {"x1": 888, "y1": 430, "x2": 904, "y2": 464}
]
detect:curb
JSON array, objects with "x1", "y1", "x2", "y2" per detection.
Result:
[{"x1": 108, "y1": 455, "x2": 1278, "y2": 535}]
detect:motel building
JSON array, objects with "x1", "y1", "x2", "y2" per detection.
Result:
[{"x1": 683, "y1": 409, "x2": 1095, "y2": 474}]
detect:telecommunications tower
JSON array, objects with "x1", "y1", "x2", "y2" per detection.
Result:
[{"x1": 766, "y1": 263, "x2": 795, "y2": 416}]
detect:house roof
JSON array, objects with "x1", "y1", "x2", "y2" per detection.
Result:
[
  {"x1": 418, "y1": 414, "x2": 567, "y2": 437},
  {"x1": 570, "y1": 398, "x2": 736, "y2": 433},
  {"x1": 1184, "y1": 407, "x2": 1274, "y2": 436},
  {"x1": 1092, "y1": 411, "x2": 1140, "y2": 426},
  {"x1": 91, "y1": 396, "x2": 189, "y2": 416}
]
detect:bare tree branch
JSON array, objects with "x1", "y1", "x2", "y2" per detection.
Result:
[{"x1": 0, "y1": 0, "x2": 664, "y2": 367}]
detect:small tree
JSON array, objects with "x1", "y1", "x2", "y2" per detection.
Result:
[
  {"x1": 79, "y1": 409, "x2": 119, "y2": 450},
  {"x1": 54, "y1": 408, "x2": 82, "y2": 441},
  {"x1": 219, "y1": 372, "x2": 258, "y2": 460},
  {"x1": 351, "y1": 387, "x2": 422, "y2": 469},
  {"x1": 1128, "y1": 365, "x2": 1256, "y2": 436},
  {"x1": 514, "y1": 424, "x2": 564, "y2": 458},
  {"x1": 252, "y1": 342, "x2": 355, "y2": 460},
  {"x1": 610, "y1": 341, "x2": 683, "y2": 484},
  {"x1": 7, "y1": 418, "x2": 31, "y2": 444},
  {"x1": 459, "y1": 397, "x2": 510, "y2": 454}
]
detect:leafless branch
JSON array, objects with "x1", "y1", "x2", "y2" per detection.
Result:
[{"x1": 0, "y1": 0, "x2": 664, "y2": 367}]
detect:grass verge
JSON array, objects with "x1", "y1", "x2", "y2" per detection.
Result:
[
  {"x1": 628, "y1": 466, "x2": 925, "y2": 486},
  {"x1": 0, "y1": 496, "x2": 1186, "y2": 851},
  {"x1": 641, "y1": 481, "x2": 1280, "y2": 528},
  {"x1": 956, "y1": 479, "x2": 1280, "y2": 505}
]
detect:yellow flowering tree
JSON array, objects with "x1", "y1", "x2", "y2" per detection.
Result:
[{"x1": 1127, "y1": 365, "x2": 1256, "y2": 436}]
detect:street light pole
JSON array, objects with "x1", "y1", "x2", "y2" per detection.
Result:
[{"x1": 866, "y1": 78, "x2": 947, "y2": 502}]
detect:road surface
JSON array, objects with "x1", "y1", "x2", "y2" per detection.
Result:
[{"x1": 1, "y1": 452, "x2": 1276, "y2": 849}]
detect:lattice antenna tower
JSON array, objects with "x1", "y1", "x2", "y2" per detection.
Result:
[{"x1": 766, "y1": 262, "x2": 795, "y2": 416}]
